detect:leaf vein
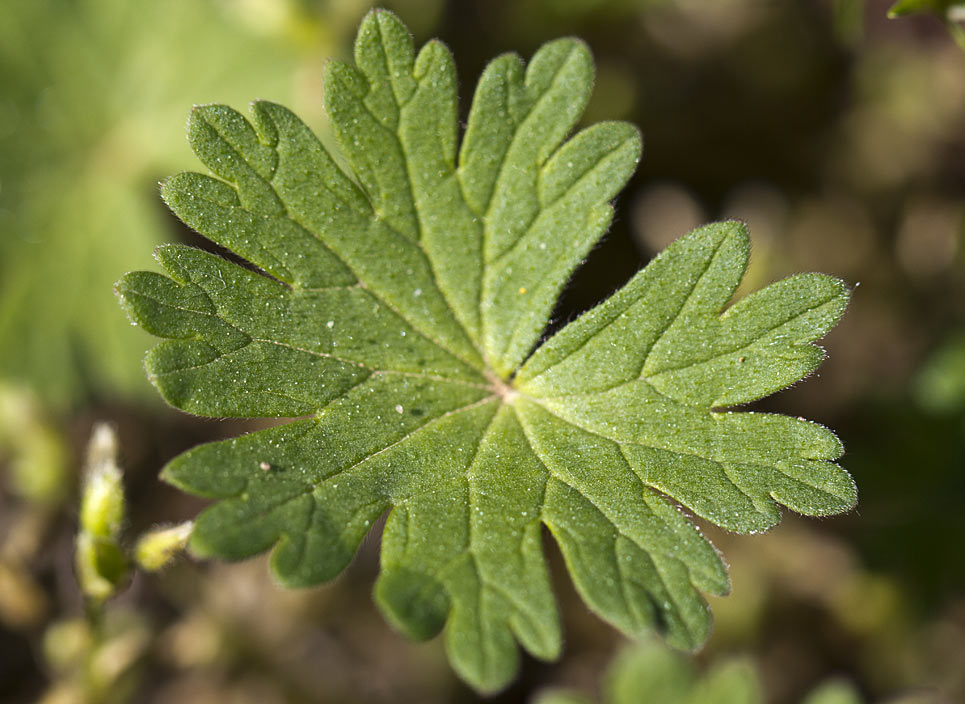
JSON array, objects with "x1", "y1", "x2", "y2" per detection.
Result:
[
  {"x1": 315, "y1": 396, "x2": 499, "y2": 488},
  {"x1": 253, "y1": 337, "x2": 487, "y2": 388},
  {"x1": 634, "y1": 231, "x2": 731, "y2": 379},
  {"x1": 481, "y1": 43, "x2": 585, "y2": 261},
  {"x1": 258, "y1": 134, "x2": 484, "y2": 370},
  {"x1": 487, "y1": 136, "x2": 630, "y2": 270},
  {"x1": 644, "y1": 291, "x2": 841, "y2": 378}
]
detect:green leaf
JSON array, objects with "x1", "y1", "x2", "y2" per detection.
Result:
[
  {"x1": 116, "y1": 9, "x2": 854, "y2": 694},
  {"x1": 887, "y1": 0, "x2": 965, "y2": 47},
  {"x1": 539, "y1": 639, "x2": 863, "y2": 704},
  {"x1": 603, "y1": 641, "x2": 761, "y2": 704},
  {"x1": 801, "y1": 680, "x2": 864, "y2": 704},
  {"x1": 915, "y1": 333, "x2": 965, "y2": 413},
  {"x1": 887, "y1": 0, "x2": 958, "y2": 17},
  {"x1": 534, "y1": 693, "x2": 595, "y2": 704}
]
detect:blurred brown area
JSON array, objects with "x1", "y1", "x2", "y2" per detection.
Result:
[{"x1": 2, "y1": 0, "x2": 965, "y2": 702}]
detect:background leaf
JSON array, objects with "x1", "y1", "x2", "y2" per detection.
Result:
[
  {"x1": 0, "y1": 0, "x2": 318, "y2": 407},
  {"x1": 535, "y1": 639, "x2": 863, "y2": 704}
]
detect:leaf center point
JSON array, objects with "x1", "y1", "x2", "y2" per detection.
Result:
[{"x1": 487, "y1": 372, "x2": 520, "y2": 404}]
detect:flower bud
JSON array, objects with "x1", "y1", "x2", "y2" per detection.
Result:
[
  {"x1": 75, "y1": 423, "x2": 128, "y2": 601},
  {"x1": 134, "y1": 522, "x2": 193, "y2": 572},
  {"x1": 79, "y1": 424, "x2": 124, "y2": 540}
]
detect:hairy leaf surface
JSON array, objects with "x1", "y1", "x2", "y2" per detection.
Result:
[{"x1": 116, "y1": 9, "x2": 854, "y2": 693}]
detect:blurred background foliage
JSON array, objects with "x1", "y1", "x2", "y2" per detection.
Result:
[{"x1": 1, "y1": 0, "x2": 964, "y2": 702}]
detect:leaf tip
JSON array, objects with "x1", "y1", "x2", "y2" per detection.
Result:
[
  {"x1": 186, "y1": 103, "x2": 210, "y2": 133},
  {"x1": 719, "y1": 217, "x2": 751, "y2": 237},
  {"x1": 112, "y1": 273, "x2": 140, "y2": 322},
  {"x1": 364, "y1": 6, "x2": 406, "y2": 25},
  {"x1": 375, "y1": 569, "x2": 450, "y2": 642},
  {"x1": 356, "y1": 6, "x2": 414, "y2": 58},
  {"x1": 886, "y1": 0, "x2": 912, "y2": 18},
  {"x1": 157, "y1": 461, "x2": 181, "y2": 491},
  {"x1": 150, "y1": 243, "x2": 191, "y2": 284}
]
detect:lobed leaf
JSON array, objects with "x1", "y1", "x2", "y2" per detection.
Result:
[{"x1": 116, "y1": 9, "x2": 854, "y2": 693}]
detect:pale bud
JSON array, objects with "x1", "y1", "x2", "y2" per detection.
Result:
[
  {"x1": 79, "y1": 424, "x2": 124, "y2": 539},
  {"x1": 134, "y1": 522, "x2": 193, "y2": 572},
  {"x1": 75, "y1": 423, "x2": 128, "y2": 601}
]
